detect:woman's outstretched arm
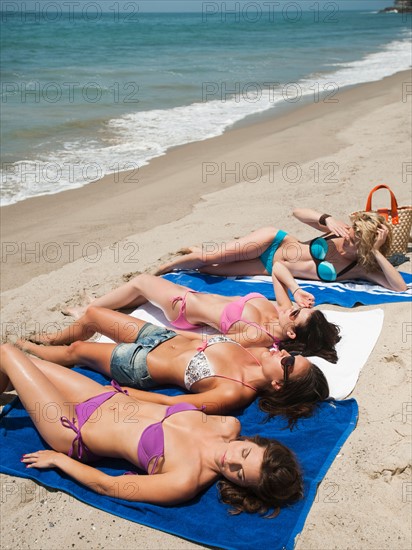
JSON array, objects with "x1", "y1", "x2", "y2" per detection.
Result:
[
  {"x1": 124, "y1": 385, "x2": 250, "y2": 415},
  {"x1": 293, "y1": 208, "x2": 350, "y2": 238},
  {"x1": 22, "y1": 450, "x2": 196, "y2": 504},
  {"x1": 271, "y1": 262, "x2": 315, "y2": 309}
]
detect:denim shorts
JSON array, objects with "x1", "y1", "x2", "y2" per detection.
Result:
[{"x1": 110, "y1": 322, "x2": 177, "y2": 389}]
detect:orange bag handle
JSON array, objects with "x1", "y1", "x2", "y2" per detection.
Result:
[{"x1": 365, "y1": 184, "x2": 399, "y2": 224}]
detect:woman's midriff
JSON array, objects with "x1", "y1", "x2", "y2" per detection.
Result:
[
  {"x1": 79, "y1": 392, "x2": 151, "y2": 460},
  {"x1": 146, "y1": 337, "x2": 204, "y2": 386}
]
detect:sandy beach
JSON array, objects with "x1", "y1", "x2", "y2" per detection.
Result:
[{"x1": 1, "y1": 70, "x2": 411, "y2": 549}]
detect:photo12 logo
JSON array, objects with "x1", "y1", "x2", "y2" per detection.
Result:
[
  {"x1": 201, "y1": 2, "x2": 340, "y2": 23},
  {"x1": 1, "y1": 81, "x2": 140, "y2": 104},
  {"x1": 1, "y1": 2, "x2": 140, "y2": 23},
  {"x1": 1, "y1": 241, "x2": 140, "y2": 264}
]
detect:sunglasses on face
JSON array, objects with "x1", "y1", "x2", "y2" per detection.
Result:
[{"x1": 280, "y1": 352, "x2": 299, "y2": 383}]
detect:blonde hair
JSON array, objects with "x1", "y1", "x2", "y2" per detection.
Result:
[{"x1": 351, "y1": 212, "x2": 392, "y2": 272}]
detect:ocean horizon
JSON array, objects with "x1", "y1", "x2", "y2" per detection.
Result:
[{"x1": 1, "y1": 8, "x2": 411, "y2": 206}]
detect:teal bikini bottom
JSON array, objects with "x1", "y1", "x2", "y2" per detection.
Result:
[{"x1": 258, "y1": 230, "x2": 288, "y2": 273}]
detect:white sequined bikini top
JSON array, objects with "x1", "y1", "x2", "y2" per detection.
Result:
[{"x1": 184, "y1": 335, "x2": 258, "y2": 392}]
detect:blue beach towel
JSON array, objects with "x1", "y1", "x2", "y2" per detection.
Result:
[
  {"x1": 0, "y1": 368, "x2": 358, "y2": 550},
  {"x1": 163, "y1": 271, "x2": 412, "y2": 307}
]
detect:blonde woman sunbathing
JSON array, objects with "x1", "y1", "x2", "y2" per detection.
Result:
[{"x1": 154, "y1": 208, "x2": 406, "y2": 291}]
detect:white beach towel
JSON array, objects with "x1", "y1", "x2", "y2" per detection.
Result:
[
  {"x1": 97, "y1": 304, "x2": 384, "y2": 401},
  {"x1": 308, "y1": 309, "x2": 384, "y2": 399}
]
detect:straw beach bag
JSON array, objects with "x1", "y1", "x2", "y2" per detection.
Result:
[{"x1": 352, "y1": 184, "x2": 412, "y2": 255}]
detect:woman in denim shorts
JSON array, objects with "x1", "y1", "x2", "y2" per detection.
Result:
[{"x1": 19, "y1": 301, "x2": 328, "y2": 427}]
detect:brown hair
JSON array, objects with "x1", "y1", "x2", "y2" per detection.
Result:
[
  {"x1": 281, "y1": 310, "x2": 341, "y2": 363},
  {"x1": 351, "y1": 212, "x2": 392, "y2": 272},
  {"x1": 218, "y1": 436, "x2": 303, "y2": 517},
  {"x1": 258, "y1": 363, "x2": 329, "y2": 429}
]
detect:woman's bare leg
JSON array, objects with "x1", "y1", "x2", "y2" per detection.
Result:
[
  {"x1": 29, "y1": 356, "x2": 112, "y2": 403},
  {"x1": 199, "y1": 259, "x2": 269, "y2": 276},
  {"x1": 29, "y1": 307, "x2": 149, "y2": 346},
  {"x1": 0, "y1": 344, "x2": 105, "y2": 452},
  {"x1": 68, "y1": 274, "x2": 201, "y2": 324},
  {"x1": 155, "y1": 227, "x2": 279, "y2": 275},
  {"x1": 17, "y1": 341, "x2": 115, "y2": 377}
]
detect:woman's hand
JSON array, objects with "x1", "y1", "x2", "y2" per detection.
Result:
[
  {"x1": 372, "y1": 225, "x2": 389, "y2": 251},
  {"x1": 22, "y1": 450, "x2": 62, "y2": 469},
  {"x1": 325, "y1": 217, "x2": 351, "y2": 238},
  {"x1": 293, "y1": 288, "x2": 315, "y2": 308}
]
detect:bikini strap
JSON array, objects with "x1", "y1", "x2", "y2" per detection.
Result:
[
  {"x1": 171, "y1": 290, "x2": 196, "y2": 313},
  {"x1": 240, "y1": 320, "x2": 279, "y2": 344},
  {"x1": 60, "y1": 417, "x2": 83, "y2": 459},
  {"x1": 321, "y1": 234, "x2": 358, "y2": 277},
  {"x1": 196, "y1": 338, "x2": 262, "y2": 392},
  {"x1": 213, "y1": 374, "x2": 258, "y2": 392},
  {"x1": 149, "y1": 455, "x2": 161, "y2": 475},
  {"x1": 111, "y1": 379, "x2": 129, "y2": 395},
  {"x1": 196, "y1": 341, "x2": 209, "y2": 352},
  {"x1": 336, "y1": 260, "x2": 357, "y2": 278}
]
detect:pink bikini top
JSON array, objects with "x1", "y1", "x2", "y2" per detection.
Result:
[
  {"x1": 137, "y1": 403, "x2": 200, "y2": 474},
  {"x1": 170, "y1": 291, "x2": 280, "y2": 346},
  {"x1": 220, "y1": 292, "x2": 280, "y2": 345}
]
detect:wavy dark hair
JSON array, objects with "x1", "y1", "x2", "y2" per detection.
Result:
[
  {"x1": 258, "y1": 363, "x2": 329, "y2": 429},
  {"x1": 281, "y1": 310, "x2": 341, "y2": 363},
  {"x1": 218, "y1": 435, "x2": 303, "y2": 517}
]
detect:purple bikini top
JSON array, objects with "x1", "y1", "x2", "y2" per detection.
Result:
[{"x1": 137, "y1": 402, "x2": 200, "y2": 474}]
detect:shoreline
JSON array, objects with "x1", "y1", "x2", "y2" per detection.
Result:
[{"x1": 1, "y1": 70, "x2": 411, "y2": 292}]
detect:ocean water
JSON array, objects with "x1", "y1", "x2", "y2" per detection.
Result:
[{"x1": 1, "y1": 8, "x2": 411, "y2": 205}]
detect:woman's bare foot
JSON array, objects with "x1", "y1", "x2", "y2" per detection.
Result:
[
  {"x1": 176, "y1": 246, "x2": 202, "y2": 255},
  {"x1": 154, "y1": 247, "x2": 204, "y2": 276},
  {"x1": 19, "y1": 330, "x2": 57, "y2": 346},
  {"x1": 61, "y1": 304, "x2": 89, "y2": 319},
  {"x1": 15, "y1": 339, "x2": 45, "y2": 356},
  {"x1": 15, "y1": 339, "x2": 74, "y2": 367},
  {"x1": 61, "y1": 291, "x2": 93, "y2": 319}
]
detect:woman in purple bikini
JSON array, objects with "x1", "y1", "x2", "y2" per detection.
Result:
[
  {"x1": 1, "y1": 344, "x2": 302, "y2": 513},
  {"x1": 154, "y1": 208, "x2": 406, "y2": 292}
]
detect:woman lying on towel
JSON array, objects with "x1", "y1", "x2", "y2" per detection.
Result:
[
  {"x1": 0, "y1": 345, "x2": 302, "y2": 513},
  {"x1": 18, "y1": 299, "x2": 329, "y2": 426},
  {"x1": 61, "y1": 263, "x2": 340, "y2": 362},
  {"x1": 154, "y1": 208, "x2": 406, "y2": 292}
]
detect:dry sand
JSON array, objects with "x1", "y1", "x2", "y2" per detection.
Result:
[{"x1": 1, "y1": 70, "x2": 411, "y2": 549}]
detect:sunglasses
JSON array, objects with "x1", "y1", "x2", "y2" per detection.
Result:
[{"x1": 280, "y1": 352, "x2": 299, "y2": 383}]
